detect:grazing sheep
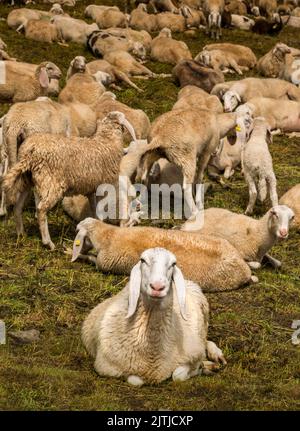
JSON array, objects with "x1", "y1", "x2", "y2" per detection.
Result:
[
  {"x1": 130, "y1": 4, "x2": 158, "y2": 32},
  {"x1": 71, "y1": 217, "x2": 254, "y2": 292},
  {"x1": 279, "y1": 184, "x2": 300, "y2": 229},
  {"x1": 151, "y1": 28, "x2": 192, "y2": 65},
  {"x1": 2, "y1": 112, "x2": 136, "y2": 250},
  {"x1": 51, "y1": 15, "x2": 99, "y2": 44},
  {"x1": 222, "y1": 77, "x2": 300, "y2": 112},
  {"x1": 203, "y1": 43, "x2": 257, "y2": 71},
  {"x1": 243, "y1": 117, "x2": 278, "y2": 215},
  {"x1": 81, "y1": 247, "x2": 226, "y2": 385},
  {"x1": 172, "y1": 59, "x2": 225, "y2": 92},
  {"x1": 257, "y1": 43, "x2": 291, "y2": 77},
  {"x1": 173, "y1": 85, "x2": 223, "y2": 113},
  {"x1": 203, "y1": 0, "x2": 225, "y2": 39},
  {"x1": 181, "y1": 205, "x2": 294, "y2": 269},
  {"x1": 0, "y1": 61, "x2": 61, "y2": 103}
]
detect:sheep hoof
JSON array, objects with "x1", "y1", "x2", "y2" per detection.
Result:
[
  {"x1": 172, "y1": 365, "x2": 190, "y2": 382},
  {"x1": 250, "y1": 275, "x2": 259, "y2": 284},
  {"x1": 0, "y1": 208, "x2": 7, "y2": 217},
  {"x1": 43, "y1": 240, "x2": 55, "y2": 251},
  {"x1": 206, "y1": 341, "x2": 227, "y2": 366},
  {"x1": 127, "y1": 375, "x2": 144, "y2": 386},
  {"x1": 248, "y1": 261, "x2": 261, "y2": 270},
  {"x1": 202, "y1": 360, "x2": 220, "y2": 375}
]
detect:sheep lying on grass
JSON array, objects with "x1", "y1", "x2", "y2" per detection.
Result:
[
  {"x1": 70, "y1": 217, "x2": 256, "y2": 292},
  {"x1": 82, "y1": 247, "x2": 226, "y2": 386},
  {"x1": 181, "y1": 205, "x2": 295, "y2": 270},
  {"x1": 279, "y1": 185, "x2": 300, "y2": 229}
]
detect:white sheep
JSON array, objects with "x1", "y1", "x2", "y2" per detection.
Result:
[
  {"x1": 203, "y1": 0, "x2": 225, "y2": 39},
  {"x1": 231, "y1": 14, "x2": 255, "y2": 30},
  {"x1": 82, "y1": 247, "x2": 226, "y2": 386},
  {"x1": 243, "y1": 117, "x2": 278, "y2": 215},
  {"x1": 51, "y1": 15, "x2": 99, "y2": 45},
  {"x1": 181, "y1": 205, "x2": 295, "y2": 270},
  {"x1": 150, "y1": 28, "x2": 192, "y2": 65},
  {"x1": 279, "y1": 184, "x2": 300, "y2": 229}
]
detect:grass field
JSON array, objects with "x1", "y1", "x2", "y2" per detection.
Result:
[{"x1": 0, "y1": 0, "x2": 300, "y2": 411}]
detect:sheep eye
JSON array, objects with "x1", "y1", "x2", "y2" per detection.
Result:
[{"x1": 140, "y1": 258, "x2": 147, "y2": 265}]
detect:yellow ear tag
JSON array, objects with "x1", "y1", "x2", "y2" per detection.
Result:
[
  {"x1": 75, "y1": 239, "x2": 81, "y2": 246},
  {"x1": 235, "y1": 125, "x2": 241, "y2": 132}
]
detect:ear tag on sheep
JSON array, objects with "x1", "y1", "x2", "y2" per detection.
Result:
[
  {"x1": 173, "y1": 266, "x2": 188, "y2": 321},
  {"x1": 71, "y1": 230, "x2": 86, "y2": 262},
  {"x1": 235, "y1": 125, "x2": 242, "y2": 132}
]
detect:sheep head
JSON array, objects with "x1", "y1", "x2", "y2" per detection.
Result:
[
  {"x1": 70, "y1": 56, "x2": 86, "y2": 74},
  {"x1": 267, "y1": 205, "x2": 295, "y2": 240},
  {"x1": 127, "y1": 247, "x2": 187, "y2": 320},
  {"x1": 223, "y1": 90, "x2": 241, "y2": 112},
  {"x1": 36, "y1": 62, "x2": 62, "y2": 88},
  {"x1": 105, "y1": 111, "x2": 137, "y2": 142}
]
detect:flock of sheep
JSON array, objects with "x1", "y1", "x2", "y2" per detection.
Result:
[{"x1": 0, "y1": 0, "x2": 300, "y2": 388}]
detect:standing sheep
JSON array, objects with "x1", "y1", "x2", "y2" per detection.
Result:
[
  {"x1": 203, "y1": 0, "x2": 225, "y2": 39},
  {"x1": 82, "y1": 247, "x2": 226, "y2": 386},
  {"x1": 2, "y1": 112, "x2": 136, "y2": 250},
  {"x1": 243, "y1": 117, "x2": 278, "y2": 215},
  {"x1": 70, "y1": 217, "x2": 255, "y2": 292}
]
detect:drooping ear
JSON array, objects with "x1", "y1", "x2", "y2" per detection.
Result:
[
  {"x1": 126, "y1": 261, "x2": 142, "y2": 318},
  {"x1": 236, "y1": 92, "x2": 241, "y2": 102},
  {"x1": 39, "y1": 67, "x2": 49, "y2": 89},
  {"x1": 71, "y1": 228, "x2": 87, "y2": 262},
  {"x1": 173, "y1": 265, "x2": 187, "y2": 320}
]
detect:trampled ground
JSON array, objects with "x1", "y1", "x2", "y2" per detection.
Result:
[{"x1": 0, "y1": 0, "x2": 299, "y2": 411}]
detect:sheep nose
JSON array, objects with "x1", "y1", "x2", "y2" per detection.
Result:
[
  {"x1": 150, "y1": 282, "x2": 165, "y2": 291},
  {"x1": 280, "y1": 228, "x2": 287, "y2": 237}
]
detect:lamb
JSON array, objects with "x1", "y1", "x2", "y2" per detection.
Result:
[
  {"x1": 81, "y1": 247, "x2": 226, "y2": 386},
  {"x1": 172, "y1": 59, "x2": 224, "y2": 92},
  {"x1": 203, "y1": 43, "x2": 257, "y2": 71},
  {"x1": 2, "y1": 112, "x2": 136, "y2": 250},
  {"x1": 239, "y1": 97, "x2": 300, "y2": 132},
  {"x1": 71, "y1": 217, "x2": 255, "y2": 292},
  {"x1": 203, "y1": 0, "x2": 225, "y2": 39},
  {"x1": 279, "y1": 184, "x2": 300, "y2": 229},
  {"x1": 129, "y1": 4, "x2": 158, "y2": 32},
  {"x1": 172, "y1": 85, "x2": 223, "y2": 113},
  {"x1": 0, "y1": 61, "x2": 61, "y2": 103},
  {"x1": 181, "y1": 205, "x2": 295, "y2": 269},
  {"x1": 51, "y1": 15, "x2": 99, "y2": 45},
  {"x1": 242, "y1": 117, "x2": 278, "y2": 215},
  {"x1": 257, "y1": 43, "x2": 291, "y2": 77},
  {"x1": 150, "y1": 28, "x2": 192, "y2": 65},
  {"x1": 222, "y1": 78, "x2": 300, "y2": 112}
]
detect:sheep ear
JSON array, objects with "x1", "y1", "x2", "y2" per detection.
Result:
[
  {"x1": 236, "y1": 93, "x2": 241, "y2": 102},
  {"x1": 126, "y1": 262, "x2": 142, "y2": 318},
  {"x1": 39, "y1": 67, "x2": 49, "y2": 88},
  {"x1": 173, "y1": 265, "x2": 187, "y2": 321},
  {"x1": 71, "y1": 229, "x2": 86, "y2": 262}
]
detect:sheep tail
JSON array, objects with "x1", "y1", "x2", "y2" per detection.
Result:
[
  {"x1": 258, "y1": 176, "x2": 267, "y2": 203},
  {"x1": 2, "y1": 159, "x2": 31, "y2": 205}
]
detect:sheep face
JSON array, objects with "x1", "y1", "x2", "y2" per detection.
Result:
[
  {"x1": 44, "y1": 62, "x2": 62, "y2": 80},
  {"x1": 127, "y1": 248, "x2": 187, "y2": 319},
  {"x1": 131, "y1": 42, "x2": 147, "y2": 60},
  {"x1": 268, "y1": 205, "x2": 295, "y2": 239},
  {"x1": 223, "y1": 90, "x2": 241, "y2": 112},
  {"x1": 50, "y1": 4, "x2": 64, "y2": 15},
  {"x1": 71, "y1": 56, "x2": 86, "y2": 73}
]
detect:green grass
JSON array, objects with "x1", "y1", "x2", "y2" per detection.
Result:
[{"x1": 0, "y1": 0, "x2": 300, "y2": 411}]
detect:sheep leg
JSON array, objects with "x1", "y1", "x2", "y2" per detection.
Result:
[
  {"x1": 14, "y1": 189, "x2": 30, "y2": 236},
  {"x1": 135, "y1": 64, "x2": 155, "y2": 77},
  {"x1": 75, "y1": 253, "x2": 98, "y2": 266},
  {"x1": 0, "y1": 157, "x2": 9, "y2": 216},
  {"x1": 113, "y1": 68, "x2": 143, "y2": 92},
  {"x1": 267, "y1": 174, "x2": 278, "y2": 207},
  {"x1": 245, "y1": 176, "x2": 257, "y2": 215},
  {"x1": 172, "y1": 363, "x2": 200, "y2": 382},
  {"x1": 36, "y1": 192, "x2": 59, "y2": 250},
  {"x1": 224, "y1": 165, "x2": 234, "y2": 179},
  {"x1": 229, "y1": 59, "x2": 243, "y2": 76},
  {"x1": 206, "y1": 341, "x2": 227, "y2": 365},
  {"x1": 264, "y1": 253, "x2": 281, "y2": 269},
  {"x1": 247, "y1": 261, "x2": 261, "y2": 270}
]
